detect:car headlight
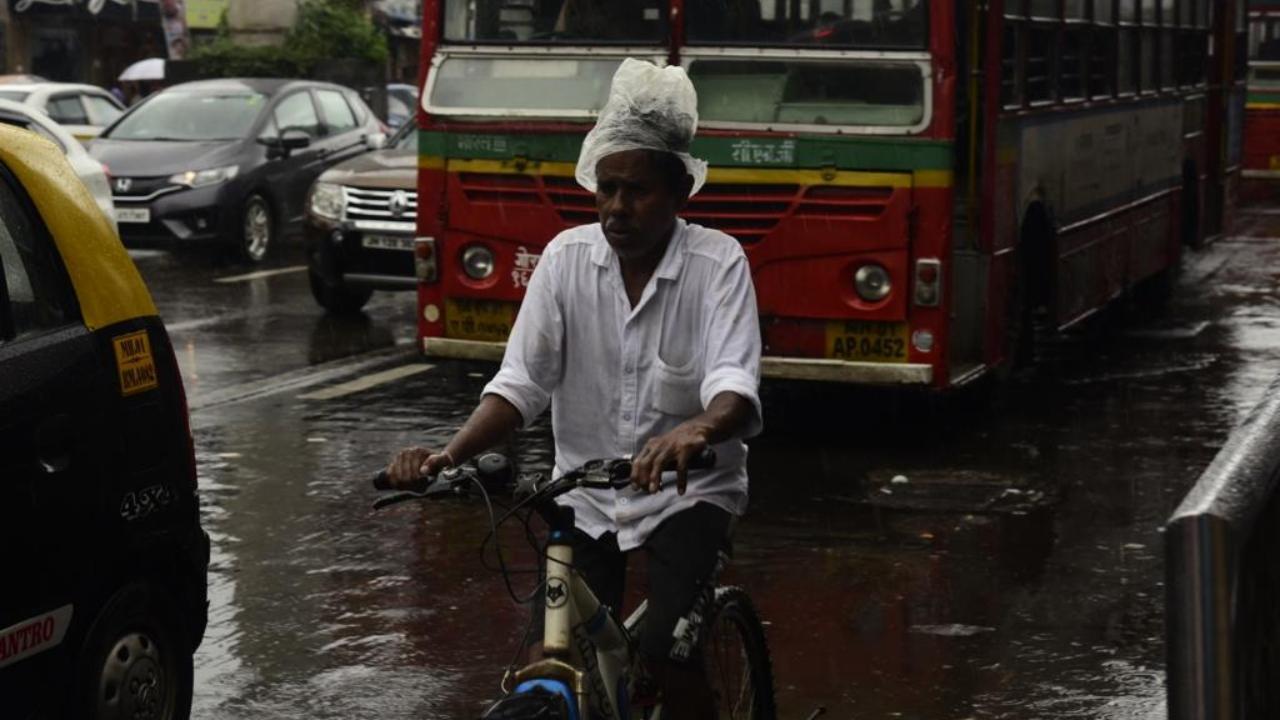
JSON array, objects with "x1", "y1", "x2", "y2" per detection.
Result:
[
  {"x1": 462, "y1": 244, "x2": 495, "y2": 280},
  {"x1": 308, "y1": 182, "x2": 344, "y2": 221},
  {"x1": 168, "y1": 165, "x2": 239, "y2": 188},
  {"x1": 854, "y1": 264, "x2": 892, "y2": 302}
]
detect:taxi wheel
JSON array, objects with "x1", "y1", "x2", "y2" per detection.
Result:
[
  {"x1": 76, "y1": 583, "x2": 193, "y2": 720},
  {"x1": 308, "y1": 268, "x2": 373, "y2": 314},
  {"x1": 240, "y1": 194, "x2": 273, "y2": 263}
]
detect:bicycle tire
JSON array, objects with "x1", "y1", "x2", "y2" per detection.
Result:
[{"x1": 703, "y1": 586, "x2": 777, "y2": 720}]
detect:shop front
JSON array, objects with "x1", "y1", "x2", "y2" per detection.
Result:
[{"x1": 3, "y1": 0, "x2": 165, "y2": 86}]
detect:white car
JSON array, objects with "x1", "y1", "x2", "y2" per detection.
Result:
[
  {"x1": 0, "y1": 99, "x2": 117, "y2": 233},
  {"x1": 0, "y1": 82, "x2": 125, "y2": 143}
]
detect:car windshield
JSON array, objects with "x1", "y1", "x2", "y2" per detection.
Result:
[
  {"x1": 443, "y1": 0, "x2": 666, "y2": 43},
  {"x1": 104, "y1": 91, "x2": 267, "y2": 141},
  {"x1": 0, "y1": 90, "x2": 30, "y2": 102}
]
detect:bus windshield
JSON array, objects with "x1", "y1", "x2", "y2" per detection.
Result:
[
  {"x1": 443, "y1": 0, "x2": 667, "y2": 43},
  {"x1": 427, "y1": 56, "x2": 634, "y2": 115},
  {"x1": 687, "y1": 0, "x2": 927, "y2": 49},
  {"x1": 689, "y1": 59, "x2": 926, "y2": 128}
]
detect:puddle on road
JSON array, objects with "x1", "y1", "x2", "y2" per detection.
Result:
[{"x1": 185, "y1": 220, "x2": 1280, "y2": 719}]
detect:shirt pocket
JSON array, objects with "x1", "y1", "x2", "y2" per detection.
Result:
[{"x1": 652, "y1": 357, "x2": 703, "y2": 417}]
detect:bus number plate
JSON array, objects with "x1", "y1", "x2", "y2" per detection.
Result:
[
  {"x1": 445, "y1": 298, "x2": 516, "y2": 342},
  {"x1": 825, "y1": 321, "x2": 909, "y2": 363}
]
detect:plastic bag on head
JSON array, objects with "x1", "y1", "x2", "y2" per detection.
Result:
[{"x1": 575, "y1": 58, "x2": 708, "y2": 197}]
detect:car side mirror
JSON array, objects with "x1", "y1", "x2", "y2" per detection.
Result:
[
  {"x1": 364, "y1": 132, "x2": 386, "y2": 151},
  {"x1": 260, "y1": 129, "x2": 311, "y2": 159},
  {"x1": 281, "y1": 131, "x2": 311, "y2": 150}
]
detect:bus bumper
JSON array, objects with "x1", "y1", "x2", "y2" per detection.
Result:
[{"x1": 423, "y1": 337, "x2": 933, "y2": 385}]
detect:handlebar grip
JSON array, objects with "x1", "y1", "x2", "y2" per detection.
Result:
[
  {"x1": 372, "y1": 470, "x2": 432, "y2": 493},
  {"x1": 685, "y1": 447, "x2": 717, "y2": 471}
]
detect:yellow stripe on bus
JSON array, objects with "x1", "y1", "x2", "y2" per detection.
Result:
[
  {"x1": 434, "y1": 157, "x2": 953, "y2": 188},
  {"x1": 1247, "y1": 102, "x2": 1280, "y2": 110}
]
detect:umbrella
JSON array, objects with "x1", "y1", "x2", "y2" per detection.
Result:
[{"x1": 119, "y1": 58, "x2": 165, "y2": 82}]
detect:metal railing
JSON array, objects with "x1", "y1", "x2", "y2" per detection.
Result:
[{"x1": 1166, "y1": 377, "x2": 1280, "y2": 719}]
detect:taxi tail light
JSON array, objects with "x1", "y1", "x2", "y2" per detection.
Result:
[
  {"x1": 414, "y1": 236, "x2": 437, "y2": 283},
  {"x1": 914, "y1": 258, "x2": 942, "y2": 307}
]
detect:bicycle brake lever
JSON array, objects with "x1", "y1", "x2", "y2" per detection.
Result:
[{"x1": 372, "y1": 491, "x2": 428, "y2": 510}]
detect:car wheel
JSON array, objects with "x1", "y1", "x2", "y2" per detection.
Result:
[
  {"x1": 308, "y1": 268, "x2": 373, "y2": 314},
  {"x1": 240, "y1": 194, "x2": 272, "y2": 263},
  {"x1": 75, "y1": 582, "x2": 194, "y2": 720}
]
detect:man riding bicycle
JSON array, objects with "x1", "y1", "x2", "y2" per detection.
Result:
[{"x1": 386, "y1": 58, "x2": 763, "y2": 719}]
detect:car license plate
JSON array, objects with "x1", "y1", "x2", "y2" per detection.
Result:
[
  {"x1": 445, "y1": 298, "x2": 517, "y2": 343},
  {"x1": 825, "y1": 321, "x2": 909, "y2": 363},
  {"x1": 362, "y1": 234, "x2": 414, "y2": 251},
  {"x1": 115, "y1": 207, "x2": 150, "y2": 224}
]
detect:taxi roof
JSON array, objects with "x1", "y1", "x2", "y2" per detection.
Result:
[{"x1": 0, "y1": 124, "x2": 155, "y2": 329}]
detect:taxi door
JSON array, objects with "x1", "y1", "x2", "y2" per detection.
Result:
[{"x1": 0, "y1": 164, "x2": 111, "y2": 712}]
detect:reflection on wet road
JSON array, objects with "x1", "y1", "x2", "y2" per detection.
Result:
[{"x1": 134, "y1": 212, "x2": 1280, "y2": 719}]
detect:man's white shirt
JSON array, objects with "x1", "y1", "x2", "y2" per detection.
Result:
[{"x1": 483, "y1": 219, "x2": 763, "y2": 551}]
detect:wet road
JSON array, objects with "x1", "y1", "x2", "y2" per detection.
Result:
[{"x1": 132, "y1": 210, "x2": 1280, "y2": 719}]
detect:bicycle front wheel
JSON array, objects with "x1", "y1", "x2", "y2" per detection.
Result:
[{"x1": 703, "y1": 586, "x2": 776, "y2": 720}]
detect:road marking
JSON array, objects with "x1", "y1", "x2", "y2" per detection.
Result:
[
  {"x1": 298, "y1": 363, "x2": 434, "y2": 400},
  {"x1": 1123, "y1": 321, "x2": 1211, "y2": 340},
  {"x1": 188, "y1": 346, "x2": 414, "y2": 416},
  {"x1": 214, "y1": 265, "x2": 307, "y2": 284},
  {"x1": 166, "y1": 310, "x2": 260, "y2": 332}
]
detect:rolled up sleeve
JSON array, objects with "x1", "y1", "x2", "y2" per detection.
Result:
[
  {"x1": 482, "y1": 247, "x2": 564, "y2": 428},
  {"x1": 699, "y1": 253, "x2": 763, "y2": 438}
]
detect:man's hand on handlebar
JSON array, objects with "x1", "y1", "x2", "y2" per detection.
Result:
[
  {"x1": 630, "y1": 420, "x2": 714, "y2": 495},
  {"x1": 385, "y1": 446, "x2": 453, "y2": 489}
]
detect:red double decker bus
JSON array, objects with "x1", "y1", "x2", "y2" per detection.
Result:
[
  {"x1": 1244, "y1": 0, "x2": 1280, "y2": 199},
  {"x1": 413, "y1": 0, "x2": 1244, "y2": 390}
]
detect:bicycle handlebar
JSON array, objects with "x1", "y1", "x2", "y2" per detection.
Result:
[{"x1": 370, "y1": 448, "x2": 716, "y2": 510}]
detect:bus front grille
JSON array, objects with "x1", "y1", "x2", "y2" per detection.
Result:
[{"x1": 455, "y1": 173, "x2": 896, "y2": 243}]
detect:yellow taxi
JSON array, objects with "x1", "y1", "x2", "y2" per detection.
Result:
[{"x1": 0, "y1": 125, "x2": 208, "y2": 718}]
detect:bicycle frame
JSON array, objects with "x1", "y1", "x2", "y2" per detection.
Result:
[{"x1": 506, "y1": 524, "x2": 657, "y2": 720}]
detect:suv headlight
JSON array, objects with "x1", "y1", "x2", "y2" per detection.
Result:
[
  {"x1": 309, "y1": 182, "x2": 344, "y2": 221},
  {"x1": 168, "y1": 165, "x2": 239, "y2": 188}
]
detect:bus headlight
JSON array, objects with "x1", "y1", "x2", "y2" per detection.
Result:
[
  {"x1": 462, "y1": 244, "x2": 495, "y2": 280},
  {"x1": 854, "y1": 264, "x2": 891, "y2": 302}
]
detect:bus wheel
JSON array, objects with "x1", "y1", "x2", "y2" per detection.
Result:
[{"x1": 75, "y1": 582, "x2": 194, "y2": 720}]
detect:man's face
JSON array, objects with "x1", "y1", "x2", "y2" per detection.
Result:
[{"x1": 595, "y1": 150, "x2": 689, "y2": 261}]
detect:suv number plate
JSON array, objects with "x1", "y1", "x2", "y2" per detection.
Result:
[{"x1": 362, "y1": 234, "x2": 414, "y2": 251}]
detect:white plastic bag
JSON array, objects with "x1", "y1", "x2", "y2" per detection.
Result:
[{"x1": 575, "y1": 58, "x2": 708, "y2": 196}]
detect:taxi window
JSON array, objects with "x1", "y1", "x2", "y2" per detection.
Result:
[{"x1": 0, "y1": 168, "x2": 78, "y2": 340}]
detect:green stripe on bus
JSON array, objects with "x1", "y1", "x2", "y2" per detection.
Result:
[
  {"x1": 417, "y1": 129, "x2": 952, "y2": 171},
  {"x1": 1247, "y1": 92, "x2": 1280, "y2": 105}
]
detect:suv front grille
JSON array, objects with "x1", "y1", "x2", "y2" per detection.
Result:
[{"x1": 345, "y1": 186, "x2": 418, "y2": 222}]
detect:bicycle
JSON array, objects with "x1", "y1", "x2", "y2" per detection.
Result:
[{"x1": 371, "y1": 451, "x2": 777, "y2": 720}]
